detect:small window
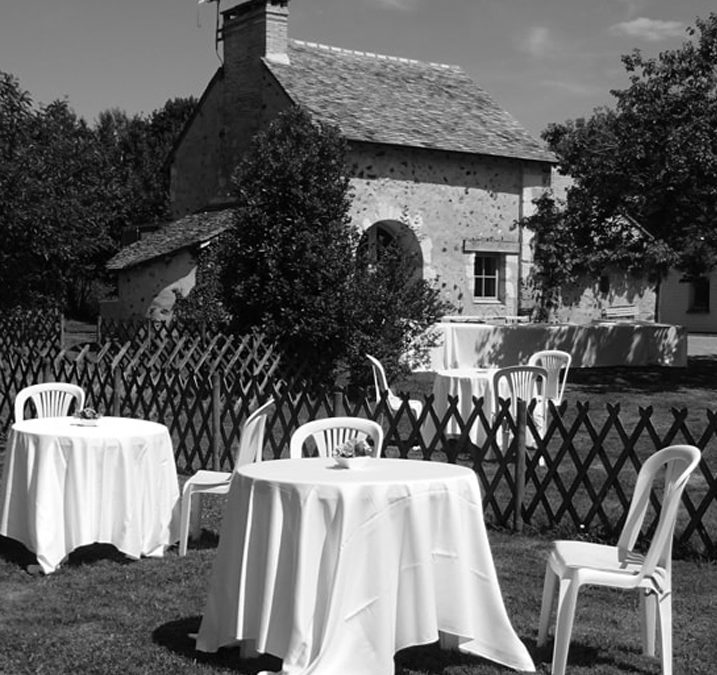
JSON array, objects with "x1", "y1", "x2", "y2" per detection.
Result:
[
  {"x1": 473, "y1": 254, "x2": 500, "y2": 300},
  {"x1": 690, "y1": 277, "x2": 710, "y2": 313}
]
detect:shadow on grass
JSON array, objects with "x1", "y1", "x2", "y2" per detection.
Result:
[
  {"x1": 66, "y1": 543, "x2": 133, "y2": 566},
  {"x1": 393, "y1": 637, "x2": 554, "y2": 674},
  {"x1": 568, "y1": 355, "x2": 717, "y2": 393},
  {"x1": 528, "y1": 636, "x2": 659, "y2": 675},
  {"x1": 0, "y1": 535, "x2": 37, "y2": 569},
  {"x1": 152, "y1": 617, "x2": 282, "y2": 674},
  {"x1": 0, "y1": 537, "x2": 144, "y2": 572},
  {"x1": 193, "y1": 528, "x2": 220, "y2": 550}
]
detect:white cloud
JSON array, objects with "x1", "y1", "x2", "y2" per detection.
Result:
[
  {"x1": 518, "y1": 26, "x2": 554, "y2": 58},
  {"x1": 373, "y1": 0, "x2": 421, "y2": 10},
  {"x1": 610, "y1": 17, "x2": 685, "y2": 42},
  {"x1": 612, "y1": 0, "x2": 650, "y2": 19}
]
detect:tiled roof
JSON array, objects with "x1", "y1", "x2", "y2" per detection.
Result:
[
  {"x1": 106, "y1": 209, "x2": 234, "y2": 271},
  {"x1": 265, "y1": 40, "x2": 555, "y2": 163}
]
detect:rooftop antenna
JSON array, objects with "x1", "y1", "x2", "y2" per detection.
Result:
[{"x1": 197, "y1": 0, "x2": 223, "y2": 64}]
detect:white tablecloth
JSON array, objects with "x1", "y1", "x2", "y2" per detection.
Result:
[
  {"x1": 196, "y1": 457, "x2": 535, "y2": 674},
  {"x1": 431, "y1": 321, "x2": 687, "y2": 370},
  {"x1": 423, "y1": 368, "x2": 496, "y2": 447},
  {"x1": 0, "y1": 416, "x2": 180, "y2": 574}
]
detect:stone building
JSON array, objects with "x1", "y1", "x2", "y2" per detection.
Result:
[{"x1": 105, "y1": 0, "x2": 556, "y2": 322}]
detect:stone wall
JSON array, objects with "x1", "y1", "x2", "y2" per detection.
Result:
[
  {"x1": 659, "y1": 268, "x2": 716, "y2": 332},
  {"x1": 114, "y1": 250, "x2": 197, "y2": 321},
  {"x1": 347, "y1": 143, "x2": 550, "y2": 315},
  {"x1": 170, "y1": 76, "x2": 226, "y2": 217},
  {"x1": 550, "y1": 267, "x2": 657, "y2": 323}
]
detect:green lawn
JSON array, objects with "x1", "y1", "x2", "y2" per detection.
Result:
[{"x1": 1, "y1": 513, "x2": 715, "y2": 674}]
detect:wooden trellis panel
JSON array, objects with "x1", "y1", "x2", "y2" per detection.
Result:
[{"x1": 1, "y1": 314, "x2": 716, "y2": 558}]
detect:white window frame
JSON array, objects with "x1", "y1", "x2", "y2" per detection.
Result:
[{"x1": 473, "y1": 253, "x2": 501, "y2": 301}]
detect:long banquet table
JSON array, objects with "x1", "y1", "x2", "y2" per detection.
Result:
[
  {"x1": 429, "y1": 320, "x2": 687, "y2": 370},
  {"x1": 0, "y1": 416, "x2": 180, "y2": 574},
  {"x1": 195, "y1": 457, "x2": 535, "y2": 674}
]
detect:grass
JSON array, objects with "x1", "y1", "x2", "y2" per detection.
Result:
[
  {"x1": 1, "y1": 512, "x2": 716, "y2": 674},
  {"x1": 2, "y1": 356, "x2": 717, "y2": 673}
]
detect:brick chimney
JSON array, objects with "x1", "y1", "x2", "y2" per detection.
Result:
[{"x1": 221, "y1": 0, "x2": 290, "y2": 67}]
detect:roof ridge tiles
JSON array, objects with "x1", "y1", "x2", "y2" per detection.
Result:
[{"x1": 290, "y1": 39, "x2": 459, "y2": 70}]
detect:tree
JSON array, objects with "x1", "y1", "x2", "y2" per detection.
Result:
[
  {"x1": 95, "y1": 96, "x2": 197, "y2": 241},
  {"x1": 0, "y1": 70, "x2": 196, "y2": 315},
  {"x1": 345, "y1": 241, "x2": 451, "y2": 386},
  {"x1": 0, "y1": 74, "x2": 115, "y2": 311},
  {"x1": 221, "y1": 107, "x2": 357, "y2": 384},
  {"x1": 525, "y1": 13, "x2": 717, "y2": 306}
]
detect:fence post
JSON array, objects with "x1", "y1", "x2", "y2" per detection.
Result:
[
  {"x1": 112, "y1": 367, "x2": 122, "y2": 417},
  {"x1": 43, "y1": 357, "x2": 52, "y2": 383},
  {"x1": 211, "y1": 372, "x2": 221, "y2": 470},
  {"x1": 513, "y1": 398, "x2": 527, "y2": 533},
  {"x1": 333, "y1": 389, "x2": 344, "y2": 416}
]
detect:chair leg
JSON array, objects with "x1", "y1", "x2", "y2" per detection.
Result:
[
  {"x1": 178, "y1": 483, "x2": 194, "y2": 557},
  {"x1": 189, "y1": 491, "x2": 202, "y2": 541},
  {"x1": 538, "y1": 564, "x2": 558, "y2": 647},
  {"x1": 658, "y1": 591, "x2": 673, "y2": 675},
  {"x1": 551, "y1": 578, "x2": 580, "y2": 675},
  {"x1": 178, "y1": 483, "x2": 203, "y2": 557},
  {"x1": 640, "y1": 589, "x2": 657, "y2": 656}
]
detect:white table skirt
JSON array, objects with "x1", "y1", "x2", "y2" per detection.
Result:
[
  {"x1": 431, "y1": 321, "x2": 687, "y2": 370},
  {"x1": 423, "y1": 368, "x2": 496, "y2": 447},
  {"x1": 0, "y1": 416, "x2": 180, "y2": 573},
  {"x1": 196, "y1": 457, "x2": 535, "y2": 674}
]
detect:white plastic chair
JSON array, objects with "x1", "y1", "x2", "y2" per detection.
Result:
[
  {"x1": 14, "y1": 382, "x2": 86, "y2": 421},
  {"x1": 178, "y1": 397, "x2": 275, "y2": 557},
  {"x1": 537, "y1": 444, "x2": 701, "y2": 675},
  {"x1": 528, "y1": 350, "x2": 572, "y2": 405},
  {"x1": 290, "y1": 416, "x2": 384, "y2": 459},
  {"x1": 366, "y1": 354, "x2": 423, "y2": 419},
  {"x1": 492, "y1": 365, "x2": 548, "y2": 449}
]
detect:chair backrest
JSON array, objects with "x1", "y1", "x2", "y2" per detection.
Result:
[
  {"x1": 366, "y1": 354, "x2": 400, "y2": 408},
  {"x1": 234, "y1": 398, "x2": 276, "y2": 468},
  {"x1": 617, "y1": 445, "x2": 701, "y2": 585},
  {"x1": 528, "y1": 350, "x2": 572, "y2": 404},
  {"x1": 290, "y1": 416, "x2": 384, "y2": 459},
  {"x1": 492, "y1": 365, "x2": 548, "y2": 417},
  {"x1": 14, "y1": 382, "x2": 86, "y2": 421}
]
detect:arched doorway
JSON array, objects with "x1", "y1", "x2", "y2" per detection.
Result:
[{"x1": 358, "y1": 220, "x2": 423, "y2": 279}]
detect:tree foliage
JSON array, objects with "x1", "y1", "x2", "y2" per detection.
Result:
[
  {"x1": 524, "y1": 13, "x2": 717, "y2": 310},
  {"x1": 345, "y1": 241, "x2": 451, "y2": 386},
  {"x1": 95, "y1": 97, "x2": 197, "y2": 236},
  {"x1": 220, "y1": 107, "x2": 356, "y2": 383},
  {"x1": 0, "y1": 74, "x2": 114, "y2": 311},
  {"x1": 0, "y1": 70, "x2": 195, "y2": 315},
  {"x1": 211, "y1": 106, "x2": 449, "y2": 386}
]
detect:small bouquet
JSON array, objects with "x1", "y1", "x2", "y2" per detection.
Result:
[
  {"x1": 333, "y1": 437, "x2": 374, "y2": 459},
  {"x1": 73, "y1": 407, "x2": 102, "y2": 426}
]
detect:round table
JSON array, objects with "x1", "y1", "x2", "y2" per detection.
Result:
[
  {"x1": 0, "y1": 416, "x2": 180, "y2": 573},
  {"x1": 195, "y1": 457, "x2": 535, "y2": 674},
  {"x1": 423, "y1": 367, "x2": 496, "y2": 446}
]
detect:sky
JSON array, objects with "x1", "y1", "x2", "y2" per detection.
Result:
[{"x1": 1, "y1": 0, "x2": 714, "y2": 139}]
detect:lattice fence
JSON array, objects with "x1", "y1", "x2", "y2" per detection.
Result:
[{"x1": 1, "y1": 316, "x2": 716, "y2": 558}]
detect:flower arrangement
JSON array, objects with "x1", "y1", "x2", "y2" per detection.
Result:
[
  {"x1": 73, "y1": 407, "x2": 102, "y2": 425},
  {"x1": 333, "y1": 437, "x2": 374, "y2": 459},
  {"x1": 75, "y1": 407, "x2": 100, "y2": 420}
]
